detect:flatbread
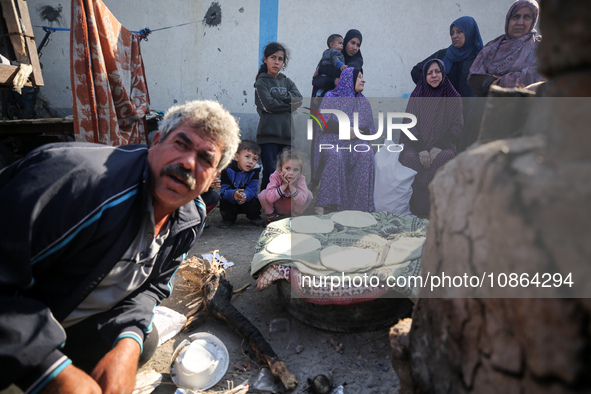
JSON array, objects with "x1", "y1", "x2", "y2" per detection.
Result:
[
  {"x1": 291, "y1": 216, "x2": 334, "y2": 234},
  {"x1": 320, "y1": 245, "x2": 379, "y2": 272},
  {"x1": 266, "y1": 233, "x2": 321, "y2": 256},
  {"x1": 331, "y1": 211, "x2": 377, "y2": 228}
]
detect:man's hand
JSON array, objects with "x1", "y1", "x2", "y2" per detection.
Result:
[
  {"x1": 340, "y1": 64, "x2": 348, "y2": 71},
  {"x1": 91, "y1": 337, "x2": 141, "y2": 394},
  {"x1": 41, "y1": 364, "x2": 101, "y2": 394},
  {"x1": 419, "y1": 150, "x2": 432, "y2": 169}
]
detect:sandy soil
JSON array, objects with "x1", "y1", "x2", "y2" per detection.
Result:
[{"x1": 140, "y1": 207, "x2": 402, "y2": 394}]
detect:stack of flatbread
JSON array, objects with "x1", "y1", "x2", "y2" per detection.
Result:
[{"x1": 265, "y1": 211, "x2": 423, "y2": 275}]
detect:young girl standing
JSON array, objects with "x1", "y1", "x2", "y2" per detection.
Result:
[
  {"x1": 254, "y1": 42, "x2": 303, "y2": 190},
  {"x1": 259, "y1": 149, "x2": 313, "y2": 221}
]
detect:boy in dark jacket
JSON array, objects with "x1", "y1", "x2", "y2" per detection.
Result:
[{"x1": 219, "y1": 140, "x2": 264, "y2": 228}]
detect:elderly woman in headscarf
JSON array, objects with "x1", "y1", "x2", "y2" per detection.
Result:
[
  {"x1": 399, "y1": 59, "x2": 464, "y2": 217},
  {"x1": 411, "y1": 16, "x2": 483, "y2": 97},
  {"x1": 312, "y1": 67, "x2": 376, "y2": 214},
  {"x1": 312, "y1": 29, "x2": 364, "y2": 98},
  {"x1": 468, "y1": 0, "x2": 544, "y2": 96}
]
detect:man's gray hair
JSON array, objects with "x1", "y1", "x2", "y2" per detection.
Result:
[{"x1": 158, "y1": 100, "x2": 241, "y2": 170}]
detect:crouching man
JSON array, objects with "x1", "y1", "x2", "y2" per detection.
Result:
[{"x1": 0, "y1": 100, "x2": 240, "y2": 393}]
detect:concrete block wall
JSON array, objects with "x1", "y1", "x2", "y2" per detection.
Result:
[{"x1": 29, "y1": 0, "x2": 516, "y2": 139}]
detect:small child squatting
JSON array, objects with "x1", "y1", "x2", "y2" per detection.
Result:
[
  {"x1": 259, "y1": 149, "x2": 313, "y2": 222},
  {"x1": 219, "y1": 140, "x2": 264, "y2": 228}
]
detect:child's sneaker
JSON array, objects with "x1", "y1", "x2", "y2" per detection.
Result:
[
  {"x1": 250, "y1": 216, "x2": 265, "y2": 227},
  {"x1": 218, "y1": 219, "x2": 234, "y2": 229}
]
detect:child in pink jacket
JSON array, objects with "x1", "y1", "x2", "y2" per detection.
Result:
[{"x1": 259, "y1": 149, "x2": 313, "y2": 221}]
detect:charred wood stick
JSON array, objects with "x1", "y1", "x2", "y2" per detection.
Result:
[
  {"x1": 184, "y1": 306, "x2": 208, "y2": 327},
  {"x1": 233, "y1": 283, "x2": 250, "y2": 295},
  {"x1": 203, "y1": 274, "x2": 298, "y2": 390},
  {"x1": 389, "y1": 318, "x2": 415, "y2": 394}
]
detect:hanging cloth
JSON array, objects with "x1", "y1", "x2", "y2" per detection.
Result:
[{"x1": 71, "y1": 0, "x2": 150, "y2": 145}]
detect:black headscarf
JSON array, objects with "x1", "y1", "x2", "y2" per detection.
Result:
[
  {"x1": 342, "y1": 29, "x2": 363, "y2": 69},
  {"x1": 352, "y1": 67, "x2": 361, "y2": 89}
]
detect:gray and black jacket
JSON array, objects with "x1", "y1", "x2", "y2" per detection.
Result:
[
  {"x1": 0, "y1": 142, "x2": 205, "y2": 392},
  {"x1": 254, "y1": 72, "x2": 303, "y2": 146}
]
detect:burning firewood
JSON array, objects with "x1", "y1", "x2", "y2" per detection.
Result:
[{"x1": 177, "y1": 253, "x2": 298, "y2": 391}]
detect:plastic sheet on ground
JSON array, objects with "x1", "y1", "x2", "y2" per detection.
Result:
[{"x1": 153, "y1": 305, "x2": 187, "y2": 347}]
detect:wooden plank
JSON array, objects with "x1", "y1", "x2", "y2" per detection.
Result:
[
  {"x1": 0, "y1": 63, "x2": 33, "y2": 87},
  {"x1": 15, "y1": 0, "x2": 43, "y2": 85},
  {"x1": 1, "y1": 118, "x2": 73, "y2": 125},
  {"x1": 0, "y1": 118, "x2": 74, "y2": 135},
  {"x1": 0, "y1": 0, "x2": 28, "y2": 63}
]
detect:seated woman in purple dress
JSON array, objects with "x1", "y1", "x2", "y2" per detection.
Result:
[
  {"x1": 399, "y1": 59, "x2": 464, "y2": 217},
  {"x1": 312, "y1": 67, "x2": 376, "y2": 214}
]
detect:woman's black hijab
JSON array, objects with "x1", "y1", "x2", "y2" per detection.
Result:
[{"x1": 342, "y1": 29, "x2": 363, "y2": 69}]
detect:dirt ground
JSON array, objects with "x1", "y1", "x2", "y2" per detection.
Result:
[
  {"x1": 0, "y1": 204, "x2": 403, "y2": 394},
  {"x1": 140, "y1": 207, "x2": 402, "y2": 394}
]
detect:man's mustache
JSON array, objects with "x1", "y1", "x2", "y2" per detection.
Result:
[{"x1": 161, "y1": 164, "x2": 196, "y2": 191}]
